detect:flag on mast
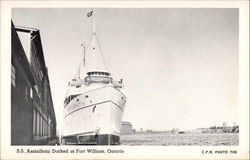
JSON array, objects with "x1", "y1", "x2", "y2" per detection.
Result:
[{"x1": 87, "y1": 10, "x2": 93, "y2": 17}]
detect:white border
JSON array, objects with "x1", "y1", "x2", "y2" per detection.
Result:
[{"x1": 1, "y1": 1, "x2": 249, "y2": 159}]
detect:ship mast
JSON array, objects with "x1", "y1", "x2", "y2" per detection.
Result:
[
  {"x1": 86, "y1": 10, "x2": 108, "y2": 72},
  {"x1": 83, "y1": 43, "x2": 86, "y2": 67},
  {"x1": 92, "y1": 10, "x2": 96, "y2": 69},
  {"x1": 84, "y1": 10, "x2": 114, "y2": 85}
]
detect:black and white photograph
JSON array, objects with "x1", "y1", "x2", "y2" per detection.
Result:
[
  {"x1": 10, "y1": 7, "x2": 240, "y2": 146},
  {"x1": 1, "y1": 1, "x2": 249, "y2": 160}
]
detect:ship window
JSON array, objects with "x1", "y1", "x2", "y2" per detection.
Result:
[
  {"x1": 85, "y1": 95, "x2": 88, "y2": 98},
  {"x1": 71, "y1": 94, "x2": 80, "y2": 100},
  {"x1": 64, "y1": 94, "x2": 80, "y2": 107}
]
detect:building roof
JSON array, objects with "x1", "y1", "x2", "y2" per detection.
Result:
[{"x1": 14, "y1": 25, "x2": 47, "y2": 75}]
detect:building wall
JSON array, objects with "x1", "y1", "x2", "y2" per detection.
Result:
[
  {"x1": 11, "y1": 21, "x2": 56, "y2": 145},
  {"x1": 121, "y1": 121, "x2": 133, "y2": 135}
]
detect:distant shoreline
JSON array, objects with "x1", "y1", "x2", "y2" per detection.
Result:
[
  {"x1": 120, "y1": 133, "x2": 239, "y2": 146},
  {"x1": 122, "y1": 132, "x2": 239, "y2": 135}
]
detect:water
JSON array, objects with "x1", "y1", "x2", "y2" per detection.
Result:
[{"x1": 120, "y1": 133, "x2": 239, "y2": 146}]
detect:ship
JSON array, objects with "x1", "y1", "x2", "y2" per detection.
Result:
[{"x1": 61, "y1": 10, "x2": 126, "y2": 145}]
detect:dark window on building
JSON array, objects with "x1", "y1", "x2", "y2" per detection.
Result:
[
  {"x1": 33, "y1": 108, "x2": 49, "y2": 138},
  {"x1": 25, "y1": 86, "x2": 29, "y2": 101},
  {"x1": 30, "y1": 88, "x2": 33, "y2": 98},
  {"x1": 41, "y1": 117, "x2": 43, "y2": 136},
  {"x1": 43, "y1": 119, "x2": 45, "y2": 136},
  {"x1": 45, "y1": 121, "x2": 47, "y2": 136},
  {"x1": 33, "y1": 109, "x2": 36, "y2": 136},
  {"x1": 11, "y1": 64, "x2": 16, "y2": 87},
  {"x1": 34, "y1": 85, "x2": 38, "y2": 93},
  {"x1": 39, "y1": 69, "x2": 44, "y2": 80},
  {"x1": 40, "y1": 116, "x2": 42, "y2": 136},
  {"x1": 44, "y1": 82, "x2": 47, "y2": 106},
  {"x1": 36, "y1": 111, "x2": 39, "y2": 136}
]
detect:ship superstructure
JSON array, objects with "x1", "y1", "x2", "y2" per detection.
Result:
[{"x1": 61, "y1": 10, "x2": 126, "y2": 145}]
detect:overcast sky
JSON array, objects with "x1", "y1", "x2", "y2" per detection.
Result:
[{"x1": 12, "y1": 8, "x2": 239, "y2": 131}]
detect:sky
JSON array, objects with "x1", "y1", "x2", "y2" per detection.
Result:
[{"x1": 12, "y1": 8, "x2": 239, "y2": 131}]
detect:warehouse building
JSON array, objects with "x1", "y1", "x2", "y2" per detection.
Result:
[
  {"x1": 121, "y1": 121, "x2": 133, "y2": 135},
  {"x1": 11, "y1": 21, "x2": 57, "y2": 145}
]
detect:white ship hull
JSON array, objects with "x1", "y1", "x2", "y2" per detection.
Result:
[
  {"x1": 62, "y1": 10, "x2": 126, "y2": 145},
  {"x1": 62, "y1": 85, "x2": 126, "y2": 145}
]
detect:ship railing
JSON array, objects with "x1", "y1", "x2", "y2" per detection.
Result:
[
  {"x1": 112, "y1": 79, "x2": 123, "y2": 88},
  {"x1": 68, "y1": 78, "x2": 84, "y2": 87},
  {"x1": 84, "y1": 76, "x2": 112, "y2": 84}
]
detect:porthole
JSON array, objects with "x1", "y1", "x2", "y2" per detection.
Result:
[{"x1": 85, "y1": 95, "x2": 89, "y2": 98}]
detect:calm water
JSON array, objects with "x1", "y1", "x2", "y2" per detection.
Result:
[{"x1": 120, "y1": 133, "x2": 239, "y2": 146}]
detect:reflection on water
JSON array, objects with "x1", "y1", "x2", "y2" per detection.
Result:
[{"x1": 120, "y1": 133, "x2": 239, "y2": 146}]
